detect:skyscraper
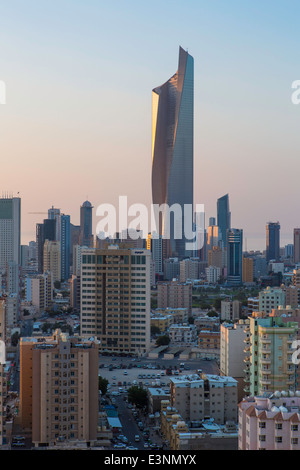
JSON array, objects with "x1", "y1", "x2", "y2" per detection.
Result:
[
  {"x1": 266, "y1": 222, "x2": 280, "y2": 262},
  {"x1": 294, "y1": 228, "x2": 300, "y2": 263},
  {"x1": 217, "y1": 194, "x2": 231, "y2": 249},
  {"x1": 80, "y1": 201, "x2": 93, "y2": 248},
  {"x1": 36, "y1": 219, "x2": 56, "y2": 274},
  {"x1": 60, "y1": 214, "x2": 70, "y2": 281},
  {"x1": 0, "y1": 196, "x2": 21, "y2": 269},
  {"x1": 48, "y1": 206, "x2": 61, "y2": 241},
  {"x1": 227, "y1": 229, "x2": 243, "y2": 286},
  {"x1": 152, "y1": 46, "x2": 194, "y2": 259}
]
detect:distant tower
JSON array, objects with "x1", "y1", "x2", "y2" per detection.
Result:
[
  {"x1": 217, "y1": 194, "x2": 231, "y2": 249},
  {"x1": 48, "y1": 206, "x2": 61, "y2": 241},
  {"x1": 0, "y1": 196, "x2": 21, "y2": 269},
  {"x1": 294, "y1": 228, "x2": 300, "y2": 263},
  {"x1": 60, "y1": 214, "x2": 71, "y2": 281},
  {"x1": 227, "y1": 229, "x2": 243, "y2": 286},
  {"x1": 266, "y1": 222, "x2": 280, "y2": 262},
  {"x1": 80, "y1": 201, "x2": 93, "y2": 248}
]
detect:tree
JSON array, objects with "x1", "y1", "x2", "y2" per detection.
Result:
[
  {"x1": 98, "y1": 376, "x2": 109, "y2": 395},
  {"x1": 156, "y1": 335, "x2": 170, "y2": 346},
  {"x1": 207, "y1": 310, "x2": 218, "y2": 317},
  {"x1": 213, "y1": 298, "x2": 222, "y2": 310},
  {"x1": 11, "y1": 332, "x2": 20, "y2": 347},
  {"x1": 128, "y1": 386, "x2": 148, "y2": 409},
  {"x1": 151, "y1": 325, "x2": 161, "y2": 336}
]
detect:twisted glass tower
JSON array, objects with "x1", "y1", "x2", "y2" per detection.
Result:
[{"x1": 152, "y1": 46, "x2": 194, "y2": 259}]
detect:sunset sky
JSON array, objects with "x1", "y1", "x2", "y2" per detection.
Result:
[{"x1": 1, "y1": 0, "x2": 300, "y2": 249}]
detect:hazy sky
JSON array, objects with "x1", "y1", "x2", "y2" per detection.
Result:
[{"x1": 1, "y1": 0, "x2": 300, "y2": 250}]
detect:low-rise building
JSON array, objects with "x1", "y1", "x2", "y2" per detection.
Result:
[
  {"x1": 239, "y1": 393, "x2": 300, "y2": 450},
  {"x1": 169, "y1": 324, "x2": 197, "y2": 344},
  {"x1": 169, "y1": 373, "x2": 237, "y2": 424}
]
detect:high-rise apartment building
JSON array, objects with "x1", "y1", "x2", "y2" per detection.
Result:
[
  {"x1": 147, "y1": 233, "x2": 163, "y2": 279},
  {"x1": 244, "y1": 315, "x2": 297, "y2": 397},
  {"x1": 43, "y1": 240, "x2": 61, "y2": 283},
  {"x1": 152, "y1": 46, "x2": 194, "y2": 259},
  {"x1": 266, "y1": 222, "x2": 280, "y2": 262},
  {"x1": 0, "y1": 196, "x2": 21, "y2": 269},
  {"x1": 157, "y1": 280, "x2": 192, "y2": 316},
  {"x1": 19, "y1": 330, "x2": 99, "y2": 446},
  {"x1": 220, "y1": 320, "x2": 249, "y2": 402},
  {"x1": 26, "y1": 272, "x2": 53, "y2": 313},
  {"x1": 80, "y1": 247, "x2": 150, "y2": 355}
]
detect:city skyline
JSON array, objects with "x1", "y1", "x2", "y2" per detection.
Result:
[{"x1": 1, "y1": 1, "x2": 300, "y2": 250}]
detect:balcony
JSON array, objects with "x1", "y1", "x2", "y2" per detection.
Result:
[
  {"x1": 244, "y1": 356, "x2": 250, "y2": 363},
  {"x1": 260, "y1": 378, "x2": 271, "y2": 385},
  {"x1": 261, "y1": 338, "x2": 271, "y2": 344},
  {"x1": 260, "y1": 357, "x2": 271, "y2": 364}
]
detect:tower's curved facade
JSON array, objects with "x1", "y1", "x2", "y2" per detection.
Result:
[{"x1": 152, "y1": 46, "x2": 194, "y2": 258}]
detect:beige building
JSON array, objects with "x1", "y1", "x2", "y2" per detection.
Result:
[
  {"x1": 293, "y1": 269, "x2": 300, "y2": 288},
  {"x1": 169, "y1": 324, "x2": 197, "y2": 344},
  {"x1": 157, "y1": 281, "x2": 192, "y2": 316},
  {"x1": 43, "y1": 240, "x2": 61, "y2": 283},
  {"x1": 161, "y1": 400, "x2": 238, "y2": 450},
  {"x1": 19, "y1": 329, "x2": 99, "y2": 447},
  {"x1": 258, "y1": 286, "x2": 285, "y2": 314},
  {"x1": 154, "y1": 307, "x2": 188, "y2": 324},
  {"x1": 169, "y1": 373, "x2": 237, "y2": 424},
  {"x1": 80, "y1": 246, "x2": 151, "y2": 356},
  {"x1": 198, "y1": 330, "x2": 220, "y2": 353},
  {"x1": 220, "y1": 300, "x2": 242, "y2": 321},
  {"x1": 283, "y1": 285, "x2": 300, "y2": 308},
  {"x1": 207, "y1": 246, "x2": 225, "y2": 270},
  {"x1": 179, "y1": 258, "x2": 199, "y2": 282},
  {"x1": 150, "y1": 313, "x2": 173, "y2": 333},
  {"x1": 220, "y1": 320, "x2": 249, "y2": 402},
  {"x1": 242, "y1": 257, "x2": 253, "y2": 283},
  {"x1": 29, "y1": 272, "x2": 53, "y2": 314}
]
